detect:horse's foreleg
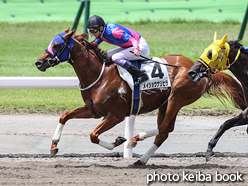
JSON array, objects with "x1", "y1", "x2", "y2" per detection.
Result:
[
  {"x1": 134, "y1": 119, "x2": 176, "y2": 165},
  {"x1": 50, "y1": 123, "x2": 64, "y2": 156},
  {"x1": 127, "y1": 129, "x2": 159, "y2": 149},
  {"x1": 90, "y1": 114, "x2": 126, "y2": 150},
  {"x1": 206, "y1": 110, "x2": 248, "y2": 161},
  {"x1": 50, "y1": 106, "x2": 98, "y2": 156},
  {"x1": 134, "y1": 103, "x2": 178, "y2": 166},
  {"x1": 133, "y1": 121, "x2": 176, "y2": 165}
]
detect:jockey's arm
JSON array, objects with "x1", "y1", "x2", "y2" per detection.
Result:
[
  {"x1": 92, "y1": 38, "x2": 103, "y2": 47},
  {"x1": 112, "y1": 27, "x2": 140, "y2": 56},
  {"x1": 129, "y1": 37, "x2": 140, "y2": 56}
]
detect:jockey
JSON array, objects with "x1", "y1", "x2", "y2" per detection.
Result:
[{"x1": 87, "y1": 15, "x2": 149, "y2": 86}]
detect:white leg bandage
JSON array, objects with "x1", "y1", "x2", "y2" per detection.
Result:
[
  {"x1": 99, "y1": 140, "x2": 115, "y2": 150},
  {"x1": 140, "y1": 144, "x2": 158, "y2": 165},
  {"x1": 52, "y1": 123, "x2": 64, "y2": 143},
  {"x1": 139, "y1": 129, "x2": 159, "y2": 141}
]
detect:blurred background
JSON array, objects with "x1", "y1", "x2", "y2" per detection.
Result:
[
  {"x1": 0, "y1": 0, "x2": 245, "y2": 23},
  {"x1": 0, "y1": 0, "x2": 248, "y2": 114}
]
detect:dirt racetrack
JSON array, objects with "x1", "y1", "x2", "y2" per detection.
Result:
[
  {"x1": 0, "y1": 156, "x2": 247, "y2": 186},
  {"x1": 0, "y1": 114, "x2": 247, "y2": 185}
]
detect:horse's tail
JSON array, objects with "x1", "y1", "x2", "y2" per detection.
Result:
[{"x1": 206, "y1": 72, "x2": 247, "y2": 110}]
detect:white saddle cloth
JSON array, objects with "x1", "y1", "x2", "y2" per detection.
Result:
[{"x1": 117, "y1": 57, "x2": 171, "y2": 91}]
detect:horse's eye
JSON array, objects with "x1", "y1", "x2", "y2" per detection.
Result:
[
  {"x1": 207, "y1": 50, "x2": 212, "y2": 60},
  {"x1": 52, "y1": 42, "x2": 61, "y2": 51}
]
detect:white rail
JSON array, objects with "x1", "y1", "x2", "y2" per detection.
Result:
[{"x1": 0, "y1": 77, "x2": 79, "y2": 89}]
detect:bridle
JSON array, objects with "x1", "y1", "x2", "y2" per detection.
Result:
[
  {"x1": 45, "y1": 34, "x2": 106, "y2": 91},
  {"x1": 198, "y1": 44, "x2": 241, "y2": 76},
  {"x1": 78, "y1": 40, "x2": 107, "y2": 91},
  {"x1": 45, "y1": 34, "x2": 87, "y2": 66}
]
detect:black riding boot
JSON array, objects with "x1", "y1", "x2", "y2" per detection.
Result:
[{"x1": 127, "y1": 64, "x2": 149, "y2": 86}]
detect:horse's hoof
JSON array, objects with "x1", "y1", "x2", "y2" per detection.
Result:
[
  {"x1": 133, "y1": 160, "x2": 145, "y2": 166},
  {"x1": 206, "y1": 150, "x2": 215, "y2": 162},
  {"x1": 116, "y1": 136, "x2": 127, "y2": 144},
  {"x1": 114, "y1": 136, "x2": 127, "y2": 147},
  {"x1": 127, "y1": 141, "x2": 137, "y2": 149},
  {"x1": 50, "y1": 148, "x2": 58, "y2": 157}
]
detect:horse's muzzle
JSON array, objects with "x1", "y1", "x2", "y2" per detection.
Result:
[
  {"x1": 188, "y1": 61, "x2": 209, "y2": 82},
  {"x1": 35, "y1": 60, "x2": 50, "y2": 72},
  {"x1": 35, "y1": 58, "x2": 58, "y2": 72},
  {"x1": 188, "y1": 69, "x2": 208, "y2": 82}
]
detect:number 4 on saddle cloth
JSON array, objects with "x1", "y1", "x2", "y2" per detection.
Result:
[{"x1": 117, "y1": 57, "x2": 171, "y2": 116}]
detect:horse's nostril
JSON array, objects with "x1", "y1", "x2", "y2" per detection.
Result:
[
  {"x1": 35, "y1": 61, "x2": 41, "y2": 66},
  {"x1": 35, "y1": 60, "x2": 45, "y2": 71},
  {"x1": 187, "y1": 70, "x2": 195, "y2": 77}
]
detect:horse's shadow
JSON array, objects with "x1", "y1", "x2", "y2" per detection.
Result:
[{"x1": 73, "y1": 163, "x2": 233, "y2": 170}]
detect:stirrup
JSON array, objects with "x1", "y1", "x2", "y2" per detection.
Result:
[{"x1": 134, "y1": 74, "x2": 148, "y2": 86}]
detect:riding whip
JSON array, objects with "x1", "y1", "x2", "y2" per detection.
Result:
[{"x1": 130, "y1": 51, "x2": 178, "y2": 67}]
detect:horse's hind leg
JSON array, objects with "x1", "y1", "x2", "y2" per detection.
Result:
[
  {"x1": 206, "y1": 108, "x2": 248, "y2": 161},
  {"x1": 50, "y1": 105, "x2": 99, "y2": 156}
]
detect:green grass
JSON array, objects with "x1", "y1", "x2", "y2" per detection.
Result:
[
  {"x1": 0, "y1": 20, "x2": 246, "y2": 115},
  {"x1": 0, "y1": 89, "x2": 82, "y2": 114}
]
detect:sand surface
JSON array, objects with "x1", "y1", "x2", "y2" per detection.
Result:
[{"x1": 0, "y1": 114, "x2": 247, "y2": 185}]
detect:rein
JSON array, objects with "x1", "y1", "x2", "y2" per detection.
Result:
[
  {"x1": 225, "y1": 48, "x2": 241, "y2": 69},
  {"x1": 212, "y1": 48, "x2": 241, "y2": 72},
  {"x1": 46, "y1": 35, "x2": 106, "y2": 91},
  {"x1": 76, "y1": 40, "x2": 106, "y2": 91},
  {"x1": 84, "y1": 40, "x2": 109, "y2": 65},
  {"x1": 129, "y1": 51, "x2": 178, "y2": 67},
  {"x1": 78, "y1": 59, "x2": 106, "y2": 91},
  {"x1": 70, "y1": 40, "x2": 88, "y2": 63}
]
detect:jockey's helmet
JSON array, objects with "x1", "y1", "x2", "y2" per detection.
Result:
[{"x1": 87, "y1": 15, "x2": 105, "y2": 29}]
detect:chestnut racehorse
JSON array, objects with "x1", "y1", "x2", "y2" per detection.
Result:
[{"x1": 35, "y1": 28, "x2": 246, "y2": 165}]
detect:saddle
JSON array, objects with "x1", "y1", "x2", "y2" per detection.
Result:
[
  {"x1": 117, "y1": 57, "x2": 171, "y2": 91},
  {"x1": 117, "y1": 58, "x2": 171, "y2": 116}
]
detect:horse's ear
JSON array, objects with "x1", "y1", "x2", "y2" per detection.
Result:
[
  {"x1": 74, "y1": 33, "x2": 88, "y2": 42},
  {"x1": 214, "y1": 32, "x2": 217, "y2": 41},
  {"x1": 64, "y1": 29, "x2": 76, "y2": 39},
  {"x1": 81, "y1": 33, "x2": 88, "y2": 39},
  {"x1": 220, "y1": 34, "x2": 227, "y2": 47},
  {"x1": 64, "y1": 27, "x2": 70, "y2": 33}
]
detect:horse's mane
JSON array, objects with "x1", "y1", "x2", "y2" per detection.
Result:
[
  {"x1": 87, "y1": 42, "x2": 113, "y2": 65},
  {"x1": 228, "y1": 40, "x2": 248, "y2": 55},
  {"x1": 74, "y1": 34, "x2": 109, "y2": 61},
  {"x1": 88, "y1": 42, "x2": 108, "y2": 60}
]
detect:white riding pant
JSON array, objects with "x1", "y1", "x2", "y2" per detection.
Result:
[{"x1": 106, "y1": 37, "x2": 150, "y2": 62}]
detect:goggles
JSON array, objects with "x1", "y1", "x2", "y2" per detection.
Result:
[{"x1": 88, "y1": 28, "x2": 99, "y2": 34}]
